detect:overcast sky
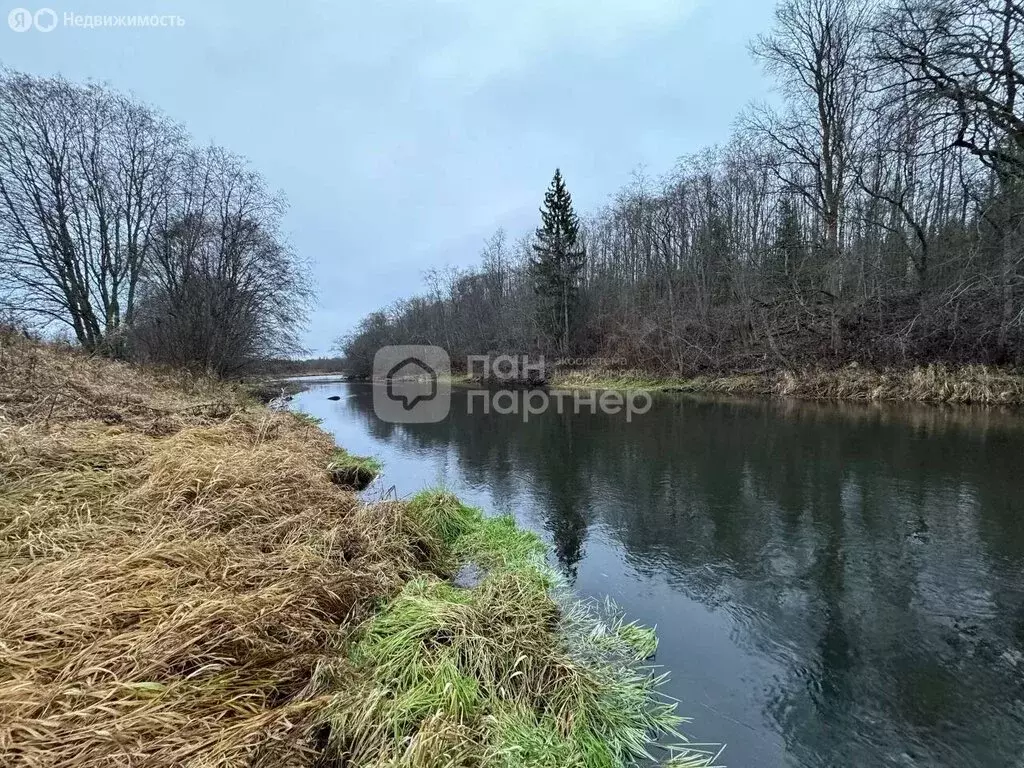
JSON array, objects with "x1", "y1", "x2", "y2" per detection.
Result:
[{"x1": 4, "y1": 0, "x2": 775, "y2": 354}]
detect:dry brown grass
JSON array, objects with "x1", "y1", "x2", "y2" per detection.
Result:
[
  {"x1": 552, "y1": 363, "x2": 1024, "y2": 405},
  {"x1": 0, "y1": 335, "x2": 437, "y2": 767},
  {"x1": 0, "y1": 336, "x2": 721, "y2": 768},
  {"x1": 0, "y1": 330, "x2": 242, "y2": 431},
  {"x1": 773, "y1": 363, "x2": 1024, "y2": 404}
]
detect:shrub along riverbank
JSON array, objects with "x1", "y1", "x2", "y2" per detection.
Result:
[{"x1": 0, "y1": 335, "x2": 718, "y2": 767}]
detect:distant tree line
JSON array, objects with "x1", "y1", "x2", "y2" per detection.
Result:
[
  {"x1": 341, "y1": 0, "x2": 1024, "y2": 376},
  {"x1": 0, "y1": 68, "x2": 310, "y2": 376},
  {"x1": 251, "y1": 356, "x2": 347, "y2": 376}
]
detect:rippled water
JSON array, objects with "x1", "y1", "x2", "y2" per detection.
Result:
[{"x1": 290, "y1": 381, "x2": 1024, "y2": 768}]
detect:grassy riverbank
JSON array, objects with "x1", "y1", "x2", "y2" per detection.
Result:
[
  {"x1": 0, "y1": 335, "x2": 716, "y2": 767},
  {"x1": 550, "y1": 364, "x2": 1024, "y2": 405}
]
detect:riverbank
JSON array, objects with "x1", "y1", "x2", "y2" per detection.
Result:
[
  {"x1": 0, "y1": 336, "x2": 716, "y2": 767},
  {"x1": 549, "y1": 364, "x2": 1024, "y2": 405}
]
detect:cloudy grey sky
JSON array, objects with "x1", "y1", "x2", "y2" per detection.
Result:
[{"x1": 4, "y1": 0, "x2": 775, "y2": 354}]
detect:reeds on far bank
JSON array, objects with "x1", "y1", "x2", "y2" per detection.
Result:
[
  {"x1": 552, "y1": 363, "x2": 1024, "y2": 405},
  {"x1": 773, "y1": 363, "x2": 1024, "y2": 404}
]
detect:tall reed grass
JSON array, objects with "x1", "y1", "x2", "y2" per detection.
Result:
[{"x1": 552, "y1": 364, "x2": 1024, "y2": 405}]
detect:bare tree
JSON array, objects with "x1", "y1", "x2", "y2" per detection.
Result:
[
  {"x1": 877, "y1": 0, "x2": 1024, "y2": 178},
  {"x1": 0, "y1": 70, "x2": 179, "y2": 351},
  {"x1": 0, "y1": 69, "x2": 312, "y2": 373},
  {"x1": 749, "y1": 0, "x2": 869, "y2": 267},
  {"x1": 131, "y1": 147, "x2": 311, "y2": 375},
  {"x1": 876, "y1": 0, "x2": 1024, "y2": 354}
]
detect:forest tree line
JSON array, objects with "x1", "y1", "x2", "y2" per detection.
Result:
[
  {"x1": 0, "y1": 68, "x2": 310, "y2": 376},
  {"x1": 342, "y1": 0, "x2": 1024, "y2": 377}
]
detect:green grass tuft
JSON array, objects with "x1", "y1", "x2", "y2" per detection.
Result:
[
  {"x1": 313, "y1": 488, "x2": 722, "y2": 768},
  {"x1": 456, "y1": 513, "x2": 549, "y2": 573},
  {"x1": 328, "y1": 449, "x2": 382, "y2": 489},
  {"x1": 406, "y1": 489, "x2": 483, "y2": 546},
  {"x1": 615, "y1": 621, "x2": 658, "y2": 661},
  {"x1": 488, "y1": 707, "x2": 578, "y2": 767},
  {"x1": 291, "y1": 410, "x2": 324, "y2": 427}
]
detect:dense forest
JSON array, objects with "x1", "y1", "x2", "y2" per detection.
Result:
[
  {"x1": 342, "y1": 0, "x2": 1024, "y2": 377},
  {"x1": 0, "y1": 69, "x2": 310, "y2": 375}
]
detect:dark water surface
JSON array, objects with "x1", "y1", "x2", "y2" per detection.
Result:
[{"x1": 290, "y1": 381, "x2": 1024, "y2": 768}]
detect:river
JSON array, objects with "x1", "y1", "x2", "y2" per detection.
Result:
[{"x1": 289, "y1": 380, "x2": 1024, "y2": 768}]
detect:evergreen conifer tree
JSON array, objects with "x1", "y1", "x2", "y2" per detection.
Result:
[{"x1": 531, "y1": 169, "x2": 586, "y2": 353}]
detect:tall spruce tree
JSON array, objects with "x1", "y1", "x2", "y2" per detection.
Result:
[{"x1": 532, "y1": 169, "x2": 586, "y2": 353}]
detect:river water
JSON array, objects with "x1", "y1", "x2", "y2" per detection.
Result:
[{"x1": 290, "y1": 380, "x2": 1024, "y2": 768}]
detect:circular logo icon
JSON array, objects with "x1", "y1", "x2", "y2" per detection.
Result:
[
  {"x1": 8, "y1": 8, "x2": 34, "y2": 32},
  {"x1": 34, "y1": 8, "x2": 58, "y2": 32}
]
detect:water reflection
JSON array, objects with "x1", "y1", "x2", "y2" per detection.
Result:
[{"x1": 291, "y1": 382, "x2": 1024, "y2": 768}]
